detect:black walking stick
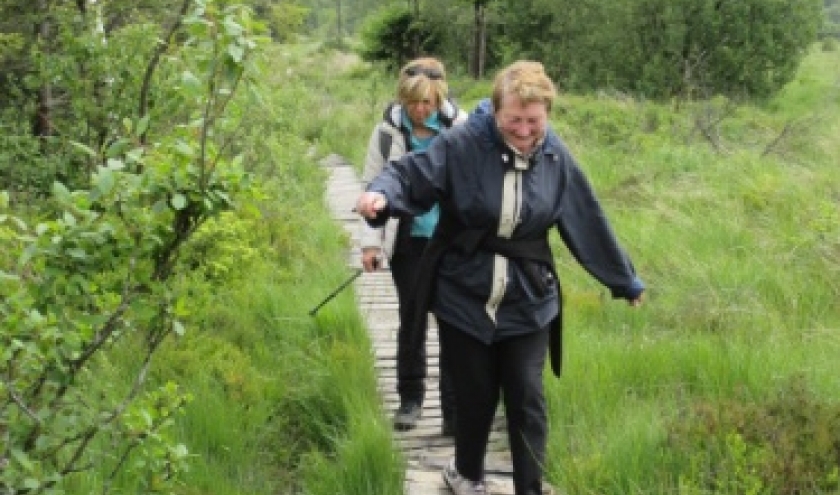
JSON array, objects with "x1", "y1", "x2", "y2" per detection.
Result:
[{"x1": 309, "y1": 268, "x2": 364, "y2": 316}]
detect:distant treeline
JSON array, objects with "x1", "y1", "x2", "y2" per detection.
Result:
[
  {"x1": 262, "y1": 0, "x2": 831, "y2": 101},
  {"x1": 0, "y1": 0, "x2": 831, "y2": 193}
]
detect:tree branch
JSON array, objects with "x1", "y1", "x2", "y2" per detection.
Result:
[{"x1": 138, "y1": 0, "x2": 192, "y2": 144}]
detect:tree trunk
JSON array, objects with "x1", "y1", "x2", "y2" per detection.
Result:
[
  {"x1": 33, "y1": 0, "x2": 53, "y2": 139},
  {"x1": 471, "y1": 1, "x2": 487, "y2": 79}
]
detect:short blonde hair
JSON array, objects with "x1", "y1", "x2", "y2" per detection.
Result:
[
  {"x1": 491, "y1": 60, "x2": 557, "y2": 112},
  {"x1": 396, "y1": 57, "x2": 449, "y2": 108}
]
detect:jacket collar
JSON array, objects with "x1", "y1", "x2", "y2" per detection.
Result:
[
  {"x1": 467, "y1": 98, "x2": 564, "y2": 163},
  {"x1": 383, "y1": 98, "x2": 460, "y2": 129}
]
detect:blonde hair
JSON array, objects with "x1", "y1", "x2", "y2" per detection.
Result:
[
  {"x1": 396, "y1": 57, "x2": 449, "y2": 108},
  {"x1": 491, "y1": 60, "x2": 557, "y2": 112}
]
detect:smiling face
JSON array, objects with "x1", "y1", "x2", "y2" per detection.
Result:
[
  {"x1": 495, "y1": 93, "x2": 548, "y2": 155},
  {"x1": 490, "y1": 61, "x2": 557, "y2": 155}
]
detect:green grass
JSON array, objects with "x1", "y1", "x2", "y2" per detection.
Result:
[
  {"x1": 147, "y1": 41, "x2": 403, "y2": 495},
  {"x1": 524, "y1": 45, "x2": 840, "y2": 494},
  {"x1": 64, "y1": 39, "x2": 840, "y2": 495},
  {"x1": 258, "y1": 41, "x2": 840, "y2": 494}
]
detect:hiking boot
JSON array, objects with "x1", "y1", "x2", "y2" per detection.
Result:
[
  {"x1": 443, "y1": 457, "x2": 487, "y2": 495},
  {"x1": 393, "y1": 401, "x2": 422, "y2": 431}
]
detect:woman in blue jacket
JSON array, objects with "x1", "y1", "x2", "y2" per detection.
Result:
[{"x1": 356, "y1": 61, "x2": 644, "y2": 495}]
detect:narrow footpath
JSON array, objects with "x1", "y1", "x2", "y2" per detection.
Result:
[{"x1": 320, "y1": 154, "x2": 517, "y2": 495}]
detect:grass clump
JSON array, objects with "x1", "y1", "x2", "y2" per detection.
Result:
[{"x1": 669, "y1": 375, "x2": 840, "y2": 495}]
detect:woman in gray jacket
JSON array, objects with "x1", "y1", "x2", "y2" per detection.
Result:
[
  {"x1": 356, "y1": 61, "x2": 644, "y2": 495},
  {"x1": 360, "y1": 57, "x2": 467, "y2": 434}
]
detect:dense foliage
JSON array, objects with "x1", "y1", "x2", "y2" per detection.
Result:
[
  {"x1": 358, "y1": 5, "x2": 441, "y2": 70},
  {"x1": 0, "y1": 0, "x2": 195, "y2": 193},
  {"x1": 357, "y1": 0, "x2": 825, "y2": 99},
  {"x1": 496, "y1": 0, "x2": 824, "y2": 99},
  {"x1": 1, "y1": 1, "x2": 260, "y2": 492},
  {"x1": 669, "y1": 376, "x2": 840, "y2": 495}
]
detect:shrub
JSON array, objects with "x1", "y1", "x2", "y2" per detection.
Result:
[
  {"x1": 358, "y1": 5, "x2": 441, "y2": 70},
  {"x1": 668, "y1": 375, "x2": 840, "y2": 494}
]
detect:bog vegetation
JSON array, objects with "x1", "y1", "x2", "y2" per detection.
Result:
[{"x1": 1, "y1": 1, "x2": 839, "y2": 495}]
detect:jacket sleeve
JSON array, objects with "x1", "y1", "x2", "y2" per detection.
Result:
[
  {"x1": 556, "y1": 154, "x2": 645, "y2": 300},
  {"x1": 359, "y1": 123, "x2": 399, "y2": 253},
  {"x1": 366, "y1": 133, "x2": 447, "y2": 220}
]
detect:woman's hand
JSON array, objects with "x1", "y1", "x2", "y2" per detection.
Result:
[
  {"x1": 361, "y1": 247, "x2": 383, "y2": 272},
  {"x1": 355, "y1": 192, "x2": 388, "y2": 219}
]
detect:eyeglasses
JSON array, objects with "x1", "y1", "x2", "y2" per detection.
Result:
[{"x1": 404, "y1": 65, "x2": 444, "y2": 80}]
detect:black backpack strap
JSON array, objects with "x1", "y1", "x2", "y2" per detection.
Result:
[
  {"x1": 378, "y1": 128, "x2": 393, "y2": 160},
  {"x1": 440, "y1": 97, "x2": 459, "y2": 128},
  {"x1": 379, "y1": 124, "x2": 413, "y2": 160}
]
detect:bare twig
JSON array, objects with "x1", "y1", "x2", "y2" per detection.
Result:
[
  {"x1": 69, "y1": 256, "x2": 139, "y2": 374},
  {"x1": 7, "y1": 388, "x2": 40, "y2": 424},
  {"x1": 691, "y1": 98, "x2": 737, "y2": 153},
  {"x1": 138, "y1": 0, "x2": 191, "y2": 144},
  {"x1": 59, "y1": 319, "x2": 170, "y2": 486},
  {"x1": 761, "y1": 115, "x2": 823, "y2": 158}
]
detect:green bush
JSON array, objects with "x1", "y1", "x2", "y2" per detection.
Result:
[
  {"x1": 358, "y1": 5, "x2": 441, "y2": 70},
  {"x1": 668, "y1": 375, "x2": 840, "y2": 495},
  {"x1": 179, "y1": 211, "x2": 262, "y2": 281},
  {"x1": 268, "y1": 2, "x2": 309, "y2": 42}
]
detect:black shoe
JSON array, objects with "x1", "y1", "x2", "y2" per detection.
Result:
[
  {"x1": 442, "y1": 416, "x2": 456, "y2": 437},
  {"x1": 393, "y1": 401, "x2": 422, "y2": 431}
]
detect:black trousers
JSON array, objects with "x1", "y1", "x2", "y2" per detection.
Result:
[
  {"x1": 390, "y1": 237, "x2": 456, "y2": 419},
  {"x1": 439, "y1": 320, "x2": 548, "y2": 495}
]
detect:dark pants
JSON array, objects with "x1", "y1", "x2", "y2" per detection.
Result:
[
  {"x1": 390, "y1": 237, "x2": 456, "y2": 419},
  {"x1": 439, "y1": 320, "x2": 548, "y2": 495}
]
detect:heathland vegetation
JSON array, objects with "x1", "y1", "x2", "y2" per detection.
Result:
[{"x1": 2, "y1": 1, "x2": 840, "y2": 494}]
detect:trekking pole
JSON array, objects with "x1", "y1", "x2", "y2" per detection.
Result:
[{"x1": 308, "y1": 268, "x2": 364, "y2": 316}]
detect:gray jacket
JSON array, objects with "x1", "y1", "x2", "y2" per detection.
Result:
[
  {"x1": 359, "y1": 99, "x2": 467, "y2": 258},
  {"x1": 366, "y1": 99, "x2": 644, "y2": 344}
]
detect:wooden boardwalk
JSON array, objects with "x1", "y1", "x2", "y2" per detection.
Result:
[{"x1": 320, "y1": 154, "x2": 518, "y2": 495}]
